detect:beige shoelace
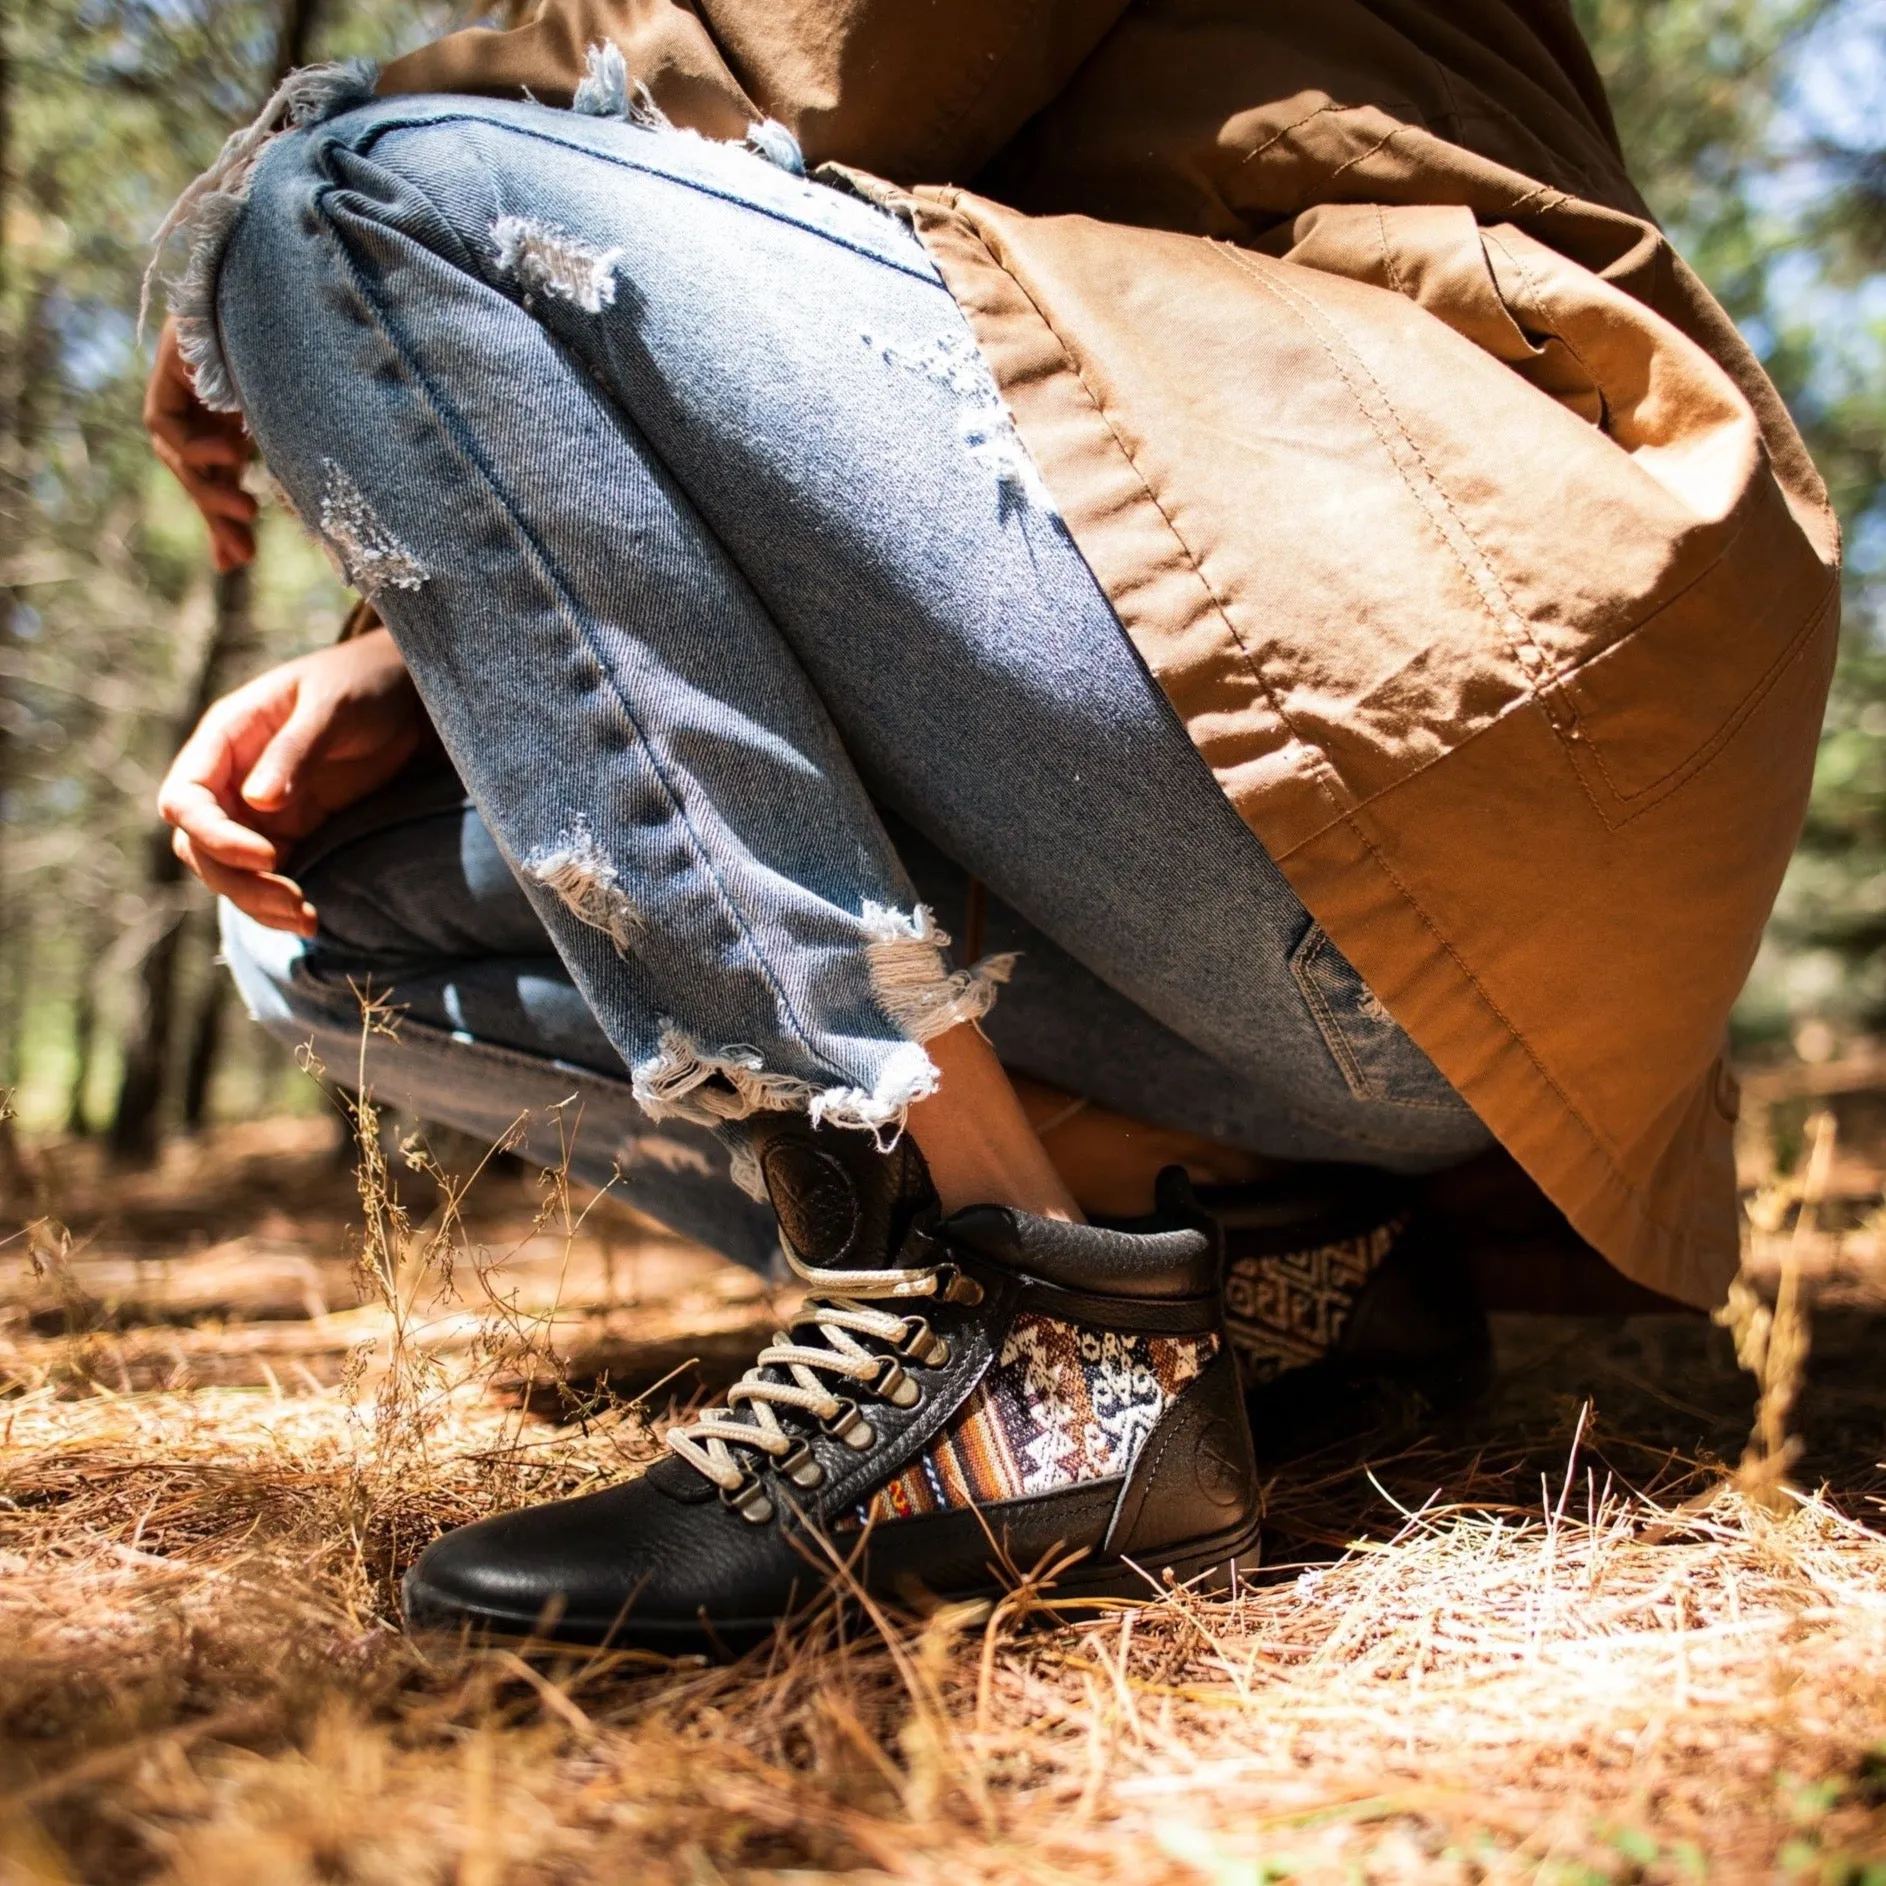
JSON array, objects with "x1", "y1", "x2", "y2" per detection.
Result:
[{"x1": 666, "y1": 1246, "x2": 958, "y2": 1521}]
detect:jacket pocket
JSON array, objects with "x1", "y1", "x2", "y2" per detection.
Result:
[{"x1": 1289, "y1": 922, "x2": 1471, "y2": 1114}]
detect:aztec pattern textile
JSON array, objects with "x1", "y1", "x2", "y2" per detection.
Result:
[
  {"x1": 1223, "y1": 1214, "x2": 1409, "y2": 1382},
  {"x1": 845, "y1": 1313, "x2": 1217, "y2": 1528}
]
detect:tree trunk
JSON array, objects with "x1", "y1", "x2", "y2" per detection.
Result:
[
  {"x1": 109, "y1": 563, "x2": 256, "y2": 1160},
  {"x1": 107, "y1": 830, "x2": 188, "y2": 1162},
  {"x1": 0, "y1": 0, "x2": 30, "y2": 1203},
  {"x1": 181, "y1": 915, "x2": 229, "y2": 1130},
  {"x1": 66, "y1": 933, "x2": 103, "y2": 1136}
]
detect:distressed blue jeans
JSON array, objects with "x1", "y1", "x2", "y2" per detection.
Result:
[{"x1": 205, "y1": 89, "x2": 1491, "y2": 1273}]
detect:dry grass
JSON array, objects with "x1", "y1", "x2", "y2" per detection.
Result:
[{"x1": 4, "y1": 1094, "x2": 1886, "y2": 1882}]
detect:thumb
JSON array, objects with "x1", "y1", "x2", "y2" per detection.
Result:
[{"x1": 240, "y1": 680, "x2": 327, "y2": 811}]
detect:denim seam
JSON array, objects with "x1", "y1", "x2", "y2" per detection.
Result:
[
  {"x1": 1290, "y1": 925, "x2": 1371, "y2": 1102},
  {"x1": 344, "y1": 108, "x2": 938, "y2": 288},
  {"x1": 1287, "y1": 923, "x2": 1470, "y2": 1116},
  {"x1": 292, "y1": 154, "x2": 868, "y2": 1097}
]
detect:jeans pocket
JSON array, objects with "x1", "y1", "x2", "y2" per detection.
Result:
[{"x1": 1288, "y1": 922, "x2": 1472, "y2": 1114}]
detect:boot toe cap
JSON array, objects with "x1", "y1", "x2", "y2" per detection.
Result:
[
  {"x1": 402, "y1": 1490, "x2": 663, "y2": 1640},
  {"x1": 399, "y1": 1475, "x2": 802, "y2": 1649}
]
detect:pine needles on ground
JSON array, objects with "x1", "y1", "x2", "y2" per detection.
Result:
[{"x1": 4, "y1": 1108, "x2": 1886, "y2": 1883}]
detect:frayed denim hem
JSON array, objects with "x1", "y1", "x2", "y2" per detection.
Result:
[
  {"x1": 144, "y1": 59, "x2": 380, "y2": 412},
  {"x1": 629, "y1": 903, "x2": 1014, "y2": 1142}
]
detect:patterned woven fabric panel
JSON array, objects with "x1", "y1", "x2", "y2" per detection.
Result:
[
  {"x1": 1223, "y1": 1214, "x2": 1407, "y2": 1382},
  {"x1": 846, "y1": 1312, "x2": 1217, "y2": 1529}
]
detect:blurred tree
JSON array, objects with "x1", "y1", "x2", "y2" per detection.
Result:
[
  {"x1": 109, "y1": 0, "x2": 327, "y2": 1161},
  {"x1": 1, "y1": 0, "x2": 453, "y2": 1157},
  {"x1": 1, "y1": 0, "x2": 30, "y2": 1196}
]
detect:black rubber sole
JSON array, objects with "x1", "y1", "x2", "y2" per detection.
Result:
[{"x1": 400, "y1": 1512, "x2": 1265, "y2": 1659}]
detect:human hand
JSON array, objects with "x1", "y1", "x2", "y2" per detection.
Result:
[
  {"x1": 144, "y1": 315, "x2": 258, "y2": 571},
  {"x1": 158, "y1": 629, "x2": 432, "y2": 935}
]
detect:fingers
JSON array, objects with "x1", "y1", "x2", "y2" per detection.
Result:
[
  {"x1": 148, "y1": 436, "x2": 258, "y2": 568},
  {"x1": 182, "y1": 474, "x2": 259, "y2": 524},
  {"x1": 173, "y1": 830, "x2": 317, "y2": 936},
  {"x1": 150, "y1": 433, "x2": 257, "y2": 568},
  {"x1": 207, "y1": 519, "x2": 258, "y2": 573},
  {"x1": 158, "y1": 689, "x2": 289, "y2": 870},
  {"x1": 145, "y1": 318, "x2": 258, "y2": 569},
  {"x1": 160, "y1": 776, "x2": 281, "y2": 872},
  {"x1": 242, "y1": 684, "x2": 333, "y2": 812},
  {"x1": 158, "y1": 657, "x2": 327, "y2": 936},
  {"x1": 177, "y1": 433, "x2": 249, "y2": 472}
]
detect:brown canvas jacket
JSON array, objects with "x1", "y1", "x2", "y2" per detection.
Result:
[{"x1": 379, "y1": 0, "x2": 1841, "y2": 1308}]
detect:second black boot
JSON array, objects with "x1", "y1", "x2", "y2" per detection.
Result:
[
  {"x1": 404, "y1": 1116, "x2": 1262, "y2": 1653},
  {"x1": 1202, "y1": 1165, "x2": 1493, "y2": 1458}
]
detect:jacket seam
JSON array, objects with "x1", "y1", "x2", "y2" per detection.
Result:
[
  {"x1": 1320, "y1": 121, "x2": 1426, "y2": 194},
  {"x1": 1480, "y1": 223, "x2": 1607, "y2": 422},
  {"x1": 1279, "y1": 573, "x2": 1832, "y2": 854},
  {"x1": 1272, "y1": 691, "x2": 1536, "y2": 857},
  {"x1": 1229, "y1": 95, "x2": 1438, "y2": 178},
  {"x1": 1569, "y1": 579, "x2": 1840, "y2": 824},
  {"x1": 1226, "y1": 88, "x2": 1608, "y2": 220},
  {"x1": 1216, "y1": 235, "x2": 1620, "y2": 842},
  {"x1": 1211, "y1": 241, "x2": 1579, "y2": 741},
  {"x1": 1373, "y1": 204, "x2": 1408, "y2": 297}
]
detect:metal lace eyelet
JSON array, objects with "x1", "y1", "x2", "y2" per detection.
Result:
[
  {"x1": 933, "y1": 1263, "x2": 985, "y2": 1307},
  {"x1": 867, "y1": 1355, "x2": 922, "y2": 1409},
  {"x1": 776, "y1": 1438, "x2": 824, "y2": 1489},
  {"x1": 821, "y1": 1398, "x2": 877, "y2": 1450},
  {"x1": 895, "y1": 1317, "x2": 951, "y2": 1368},
  {"x1": 719, "y1": 1472, "x2": 775, "y2": 1524}
]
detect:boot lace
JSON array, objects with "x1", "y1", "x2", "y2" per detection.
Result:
[{"x1": 666, "y1": 1242, "x2": 968, "y2": 1519}]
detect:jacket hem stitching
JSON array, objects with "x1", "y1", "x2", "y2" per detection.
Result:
[{"x1": 1211, "y1": 240, "x2": 1576, "y2": 737}]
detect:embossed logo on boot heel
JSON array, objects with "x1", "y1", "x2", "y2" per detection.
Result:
[{"x1": 1193, "y1": 1418, "x2": 1245, "y2": 1507}]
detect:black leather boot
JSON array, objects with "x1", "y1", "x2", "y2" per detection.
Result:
[
  {"x1": 1201, "y1": 1166, "x2": 1492, "y2": 1458},
  {"x1": 404, "y1": 1118, "x2": 1262, "y2": 1653}
]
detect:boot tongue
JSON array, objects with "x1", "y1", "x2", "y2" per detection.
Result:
[{"x1": 747, "y1": 1115, "x2": 939, "y2": 1271}]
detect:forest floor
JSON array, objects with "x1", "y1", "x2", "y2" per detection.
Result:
[{"x1": 4, "y1": 1073, "x2": 1886, "y2": 1884}]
